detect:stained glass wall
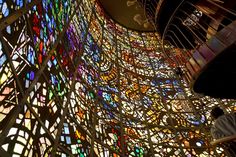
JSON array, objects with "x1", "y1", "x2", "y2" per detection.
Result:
[{"x1": 0, "y1": 0, "x2": 236, "y2": 156}]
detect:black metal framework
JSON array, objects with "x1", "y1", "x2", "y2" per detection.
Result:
[{"x1": 0, "y1": 0, "x2": 236, "y2": 157}]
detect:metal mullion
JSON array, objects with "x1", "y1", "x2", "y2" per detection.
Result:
[
  {"x1": 83, "y1": 10, "x2": 98, "y2": 157},
  {"x1": 22, "y1": 6, "x2": 80, "y2": 154},
  {"x1": 67, "y1": 111, "x2": 123, "y2": 156},
  {"x1": 0, "y1": 1, "x2": 41, "y2": 144},
  {"x1": 152, "y1": 143, "x2": 212, "y2": 149},
  {"x1": 0, "y1": 147, "x2": 10, "y2": 157},
  {"x1": 23, "y1": 0, "x2": 28, "y2": 7},
  {"x1": 118, "y1": 36, "x2": 153, "y2": 153},
  {"x1": 70, "y1": 62, "x2": 122, "y2": 116},
  {"x1": 9, "y1": 57, "x2": 74, "y2": 156},
  {"x1": 70, "y1": 70, "x2": 121, "y2": 119},
  {"x1": 113, "y1": 29, "x2": 126, "y2": 157},
  {"x1": 50, "y1": 0, "x2": 63, "y2": 32},
  {"x1": 24, "y1": 1, "x2": 70, "y2": 85},
  {"x1": 160, "y1": 33, "x2": 203, "y2": 120},
  {"x1": 171, "y1": 75, "x2": 204, "y2": 123},
  {"x1": 59, "y1": 64, "x2": 122, "y2": 156},
  {"x1": 44, "y1": 34, "x2": 77, "y2": 82},
  {"x1": 57, "y1": 145, "x2": 74, "y2": 157},
  {"x1": 59, "y1": 39, "x2": 77, "y2": 71},
  {"x1": 123, "y1": 122, "x2": 210, "y2": 131},
  {"x1": 51, "y1": 48, "x2": 75, "y2": 85},
  {"x1": 10, "y1": 76, "x2": 73, "y2": 157},
  {"x1": 48, "y1": 1, "x2": 95, "y2": 153},
  {"x1": 50, "y1": 51, "x2": 79, "y2": 157},
  {"x1": 0, "y1": 7, "x2": 77, "y2": 146},
  {"x1": 160, "y1": 35, "x2": 212, "y2": 152},
  {"x1": 35, "y1": 0, "x2": 67, "y2": 68},
  {"x1": 0, "y1": 0, "x2": 41, "y2": 31},
  {"x1": 51, "y1": 4, "x2": 92, "y2": 156},
  {"x1": 88, "y1": 7, "x2": 109, "y2": 156},
  {"x1": 0, "y1": 30, "x2": 32, "y2": 142},
  {"x1": 59, "y1": 5, "x2": 90, "y2": 74},
  {"x1": 126, "y1": 30, "x2": 155, "y2": 156},
  {"x1": 142, "y1": 33, "x2": 186, "y2": 156},
  {"x1": 23, "y1": 4, "x2": 74, "y2": 139},
  {"x1": 62, "y1": 37, "x2": 133, "y2": 120},
  {"x1": 102, "y1": 42, "x2": 162, "y2": 81},
  {"x1": 23, "y1": 100, "x2": 73, "y2": 157},
  {"x1": 41, "y1": 71, "x2": 68, "y2": 107}
]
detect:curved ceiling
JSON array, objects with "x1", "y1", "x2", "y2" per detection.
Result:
[{"x1": 98, "y1": 0, "x2": 155, "y2": 31}]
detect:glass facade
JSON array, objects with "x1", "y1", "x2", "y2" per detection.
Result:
[{"x1": 0, "y1": 0, "x2": 235, "y2": 156}]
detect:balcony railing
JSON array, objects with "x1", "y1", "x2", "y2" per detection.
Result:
[{"x1": 137, "y1": 0, "x2": 236, "y2": 98}]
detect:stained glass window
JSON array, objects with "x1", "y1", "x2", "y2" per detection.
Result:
[{"x1": 0, "y1": 0, "x2": 236, "y2": 156}]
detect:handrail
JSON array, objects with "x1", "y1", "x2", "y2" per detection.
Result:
[{"x1": 211, "y1": 135, "x2": 236, "y2": 146}]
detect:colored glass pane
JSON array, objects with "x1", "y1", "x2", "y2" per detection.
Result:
[{"x1": 0, "y1": 0, "x2": 235, "y2": 156}]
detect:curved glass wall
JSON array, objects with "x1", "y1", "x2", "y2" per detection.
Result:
[{"x1": 0, "y1": 0, "x2": 235, "y2": 156}]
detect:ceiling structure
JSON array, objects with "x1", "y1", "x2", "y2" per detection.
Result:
[
  {"x1": 0, "y1": 0, "x2": 235, "y2": 157},
  {"x1": 98, "y1": 0, "x2": 155, "y2": 31}
]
